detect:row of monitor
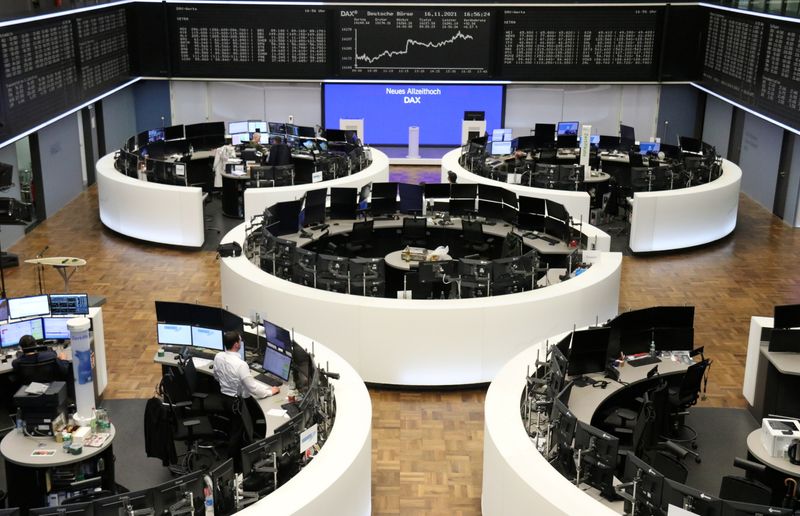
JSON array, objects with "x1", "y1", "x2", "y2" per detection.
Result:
[
  {"x1": 0, "y1": 317, "x2": 74, "y2": 348},
  {"x1": 128, "y1": 122, "x2": 226, "y2": 151},
  {"x1": 0, "y1": 293, "x2": 89, "y2": 321},
  {"x1": 264, "y1": 182, "x2": 572, "y2": 238}
]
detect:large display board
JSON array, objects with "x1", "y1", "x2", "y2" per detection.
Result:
[
  {"x1": 0, "y1": 5, "x2": 131, "y2": 142},
  {"x1": 336, "y1": 8, "x2": 494, "y2": 79},
  {"x1": 168, "y1": 4, "x2": 328, "y2": 78},
  {"x1": 501, "y1": 7, "x2": 662, "y2": 81},
  {"x1": 701, "y1": 9, "x2": 800, "y2": 131}
]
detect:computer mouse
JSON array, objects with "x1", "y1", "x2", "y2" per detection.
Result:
[{"x1": 208, "y1": 364, "x2": 213, "y2": 370}]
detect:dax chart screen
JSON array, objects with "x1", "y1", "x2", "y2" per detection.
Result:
[{"x1": 337, "y1": 8, "x2": 494, "y2": 78}]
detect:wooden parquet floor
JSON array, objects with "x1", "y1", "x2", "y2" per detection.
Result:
[{"x1": 2, "y1": 171, "x2": 797, "y2": 514}]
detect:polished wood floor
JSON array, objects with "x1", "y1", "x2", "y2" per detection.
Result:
[{"x1": 1, "y1": 172, "x2": 795, "y2": 515}]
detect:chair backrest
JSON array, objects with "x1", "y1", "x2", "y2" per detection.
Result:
[
  {"x1": 184, "y1": 358, "x2": 199, "y2": 394},
  {"x1": 16, "y1": 359, "x2": 62, "y2": 385},
  {"x1": 402, "y1": 217, "x2": 427, "y2": 240},
  {"x1": 461, "y1": 219, "x2": 484, "y2": 244},
  {"x1": 350, "y1": 220, "x2": 374, "y2": 243},
  {"x1": 676, "y1": 359, "x2": 710, "y2": 407},
  {"x1": 650, "y1": 451, "x2": 688, "y2": 484},
  {"x1": 719, "y1": 476, "x2": 772, "y2": 506}
]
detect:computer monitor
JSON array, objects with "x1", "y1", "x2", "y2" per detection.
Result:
[
  {"x1": 513, "y1": 135, "x2": 536, "y2": 151},
  {"x1": 567, "y1": 327, "x2": 611, "y2": 377},
  {"x1": 1, "y1": 318, "x2": 44, "y2": 347},
  {"x1": 284, "y1": 124, "x2": 299, "y2": 137},
  {"x1": 329, "y1": 187, "x2": 358, "y2": 219},
  {"x1": 164, "y1": 124, "x2": 184, "y2": 141},
  {"x1": 557, "y1": 121, "x2": 579, "y2": 136},
  {"x1": 191, "y1": 326, "x2": 223, "y2": 351},
  {"x1": 534, "y1": 123, "x2": 556, "y2": 149},
  {"x1": 518, "y1": 195, "x2": 545, "y2": 215},
  {"x1": 30, "y1": 503, "x2": 90, "y2": 515},
  {"x1": 209, "y1": 458, "x2": 236, "y2": 515},
  {"x1": 296, "y1": 126, "x2": 316, "y2": 138},
  {"x1": 148, "y1": 128, "x2": 165, "y2": 144},
  {"x1": 240, "y1": 433, "x2": 283, "y2": 489},
  {"x1": 556, "y1": 134, "x2": 578, "y2": 149},
  {"x1": 491, "y1": 128, "x2": 512, "y2": 142},
  {"x1": 371, "y1": 182, "x2": 397, "y2": 200},
  {"x1": 270, "y1": 199, "x2": 303, "y2": 236},
  {"x1": 264, "y1": 321, "x2": 292, "y2": 353},
  {"x1": 42, "y1": 317, "x2": 70, "y2": 340},
  {"x1": 550, "y1": 399, "x2": 577, "y2": 475},
  {"x1": 620, "y1": 124, "x2": 636, "y2": 144},
  {"x1": 573, "y1": 421, "x2": 619, "y2": 498},
  {"x1": 679, "y1": 136, "x2": 703, "y2": 154},
  {"x1": 249, "y1": 121, "x2": 268, "y2": 133},
  {"x1": 92, "y1": 489, "x2": 155, "y2": 516},
  {"x1": 263, "y1": 345, "x2": 292, "y2": 383},
  {"x1": 8, "y1": 294, "x2": 50, "y2": 319},
  {"x1": 156, "y1": 323, "x2": 192, "y2": 347},
  {"x1": 721, "y1": 500, "x2": 793, "y2": 515},
  {"x1": 490, "y1": 141, "x2": 512, "y2": 156},
  {"x1": 0, "y1": 298, "x2": 7, "y2": 321},
  {"x1": 424, "y1": 183, "x2": 451, "y2": 200},
  {"x1": 451, "y1": 183, "x2": 478, "y2": 200},
  {"x1": 136, "y1": 130, "x2": 149, "y2": 148},
  {"x1": 231, "y1": 132, "x2": 250, "y2": 145},
  {"x1": 229, "y1": 121, "x2": 248, "y2": 134},
  {"x1": 545, "y1": 200, "x2": 570, "y2": 223},
  {"x1": 324, "y1": 129, "x2": 347, "y2": 142},
  {"x1": 292, "y1": 342, "x2": 314, "y2": 391},
  {"x1": 464, "y1": 111, "x2": 485, "y2": 121},
  {"x1": 398, "y1": 183, "x2": 424, "y2": 214},
  {"x1": 775, "y1": 304, "x2": 800, "y2": 329},
  {"x1": 151, "y1": 470, "x2": 206, "y2": 515},
  {"x1": 661, "y1": 479, "x2": 722, "y2": 516},
  {"x1": 621, "y1": 452, "x2": 665, "y2": 513},
  {"x1": 155, "y1": 301, "x2": 191, "y2": 324},
  {"x1": 292, "y1": 247, "x2": 317, "y2": 286},
  {"x1": 598, "y1": 135, "x2": 621, "y2": 151},
  {"x1": 303, "y1": 188, "x2": 327, "y2": 226},
  {"x1": 639, "y1": 141, "x2": 660, "y2": 154},
  {"x1": 478, "y1": 184, "x2": 503, "y2": 203},
  {"x1": 370, "y1": 197, "x2": 397, "y2": 217},
  {"x1": 184, "y1": 121, "x2": 225, "y2": 139},
  {"x1": 222, "y1": 309, "x2": 243, "y2": 334},
  {"x1": 48, "y1": 293, "x2": 89, "y2": 316}
]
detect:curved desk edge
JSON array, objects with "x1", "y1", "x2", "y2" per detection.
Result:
[
  {"x1": 628, "y1": 159, "x2": 742, "y2": 253},
  {"x1": 220, "y1": 223, "x2": 621, "y2": 386},
  {"x1": 95, "y1": 153, "x2": 205, "y2": 247},
  {"x1": 242, "y1": 149, "x2": 390, "y2": 222},
  {"x1": 482, "y1": 339, "x2": 619, "y2": 516}
]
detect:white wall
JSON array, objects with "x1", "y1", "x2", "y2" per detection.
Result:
[
  {"x1": 702, "y1": 96, "x2": 733, "y2": 159},
  {"x1": 738, "y1": 113, "x2": 783, "y2": 211},
  {"x1": 504, "y1": 84, "x2": 660, "y2": 140},
  {"x1": 171, "y1": 81, "x2": 322, "y2": 128},
  {"x1": 38, "y1": 113, "x2": 85, "y2": 217}
]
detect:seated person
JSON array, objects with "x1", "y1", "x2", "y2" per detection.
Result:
[
  {"x1": 12, "y1": 334, "x2": 71, "y2": 379},
  {"x1": 248, "y1": 131, "x2": 266, "y2": 152},
  {"x1": 266, "y1": 136, "x2": 292, "y2": 166}
]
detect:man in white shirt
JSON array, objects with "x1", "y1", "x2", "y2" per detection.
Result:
[{"x1": 214, "y1": 331, "x2": 279, "y2": 470}]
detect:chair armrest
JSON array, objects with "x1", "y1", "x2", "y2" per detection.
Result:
[
  {"x1": 192, "y1": 393, "x2": 208, "y2": 400},
  {"x1": 616, "y1": 408, "x2": 637, "y2": 421},
  {"x1": 614, "y1": 427, "x2": 633, "y2": 435},
  {"x1": 183, "y1": 419, "x2": 201, "y2": 427},
  {"x1": 175, "y1": 401, "x2": 192, "y2": 408}
]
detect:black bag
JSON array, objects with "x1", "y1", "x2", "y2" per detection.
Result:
[{"x1": 217, "y1": 241, "x2": 242, "y2": 257}]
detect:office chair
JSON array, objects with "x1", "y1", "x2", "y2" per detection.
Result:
[
  {"x1": 183, "y1": 358, "x2": 227, "y2": 416},
  {"x1": 344, "y1": 220, "x2": 374, "y2": 256},
  {"x1": 273, "y1": 165, "x2": 294, "y2": 186},
  {"x1": 461, "y1": 220, "x2": 490, "y2": 256},
  {"x1": 649, "y1": 451, "x2": 688, "y2": 484},
  {"x1": 666, "y1": 358, "x2": 711, "y2": 450},
  {"x1": 16, "y1": 359, "x2": 64, "y2": 384},
  {"x1": 249, "y1": 166, "x2": 275, "y2": 188},
  {"x1": 402, "y1": 217, "x2": 427, "y2": 247},
  {"x1": 538, "y1": 149, "x2": 557, "y2": 165},
  {"x1": 718, "y1": 458, "x2": 772, "y2": 506}
]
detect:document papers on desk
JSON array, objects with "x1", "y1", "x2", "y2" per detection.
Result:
[
  {"x1": 192, "y1": 357, "x2": 212, "y2": 369},
  {"x1": 25, "y1": 382, "x2": 48, "y2": 395},
  {"x1": 267, "y1": 408, "x2": 289, "y2": 418},
  {"x1": 667, "y1": 505, "x2": 699, "y2": 516}
]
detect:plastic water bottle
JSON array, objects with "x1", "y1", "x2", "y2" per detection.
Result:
[
  {"x1": 649, "y1": 339, "x2": 656, "y2": 358},
  {"x1": 15, "y1": 408, "x2": 23, "y2": 434}
]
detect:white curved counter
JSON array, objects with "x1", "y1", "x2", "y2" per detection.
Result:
[
  {"x1": 220, "y1": 224, "x2": 621, "y2": 386},
  {"x1": 482, "y1": 333, "x2": 620, "y2": 516},
  {"x1": 243, "y1": 149, "x2": 390, "y2": 222},
  {"x1": 96, "y1": 153, "x2": 205, "y2": 247},
  {"x1": 242, "y1": 334, "x2": 372, "y2": 515},
  {"x1": 440, "y1": 148, "x2": 592, "y2": 224},
  {"x1": 628, "y1": 159, "x2": 742, "y2": 253}
]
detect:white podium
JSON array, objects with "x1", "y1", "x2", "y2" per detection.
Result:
[
  {"x1": 339, "y1": 118, "x2": 364, "y2": 143},
  {"x1": 461, "y1": 120, "x2": 486, "y2": 145},
  {"x1": 407, "y1": 126, "x2": 420, "y2": 159}
]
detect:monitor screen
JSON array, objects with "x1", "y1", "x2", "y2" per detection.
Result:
[
  {"x1": 491, "y1": 128, "x2": 512, "y2": 142},
  {"x1": 191, "y1": 326, "x2": 223, "y2": 351},
  {"x1": 638, "y1": 141, "x2": 660, "y2": 154},
  {"x1": 231, "y1": 133, "x2": 250, "y2": 145},
  {"x1": 42, "y1": 317, "x2": 71, "y2": 340},
  {"x1": 263, "y1": 345, "x2": 292, "y2": 382},
  {"x1": 557, "y1": 121, "x2": 579, "y2": 136},
  {"x1": 619, "y1": 124, "x2": 635, "y2": 143},
  {"x1": 148, "y1": 128, "x2": 165, "y2": 144},
  {"x1": 48, "y1": 293, "x2": 89, "y2": 316},
  {"x1": 185, "y1": 121, "x2": 225, "y2": 139},
  {"x1": 1, "y1": 318, "x2": 44, "y2": 347},
  {"x1": 8, "y1": 295, "x2": 50, "y2": 319},
  {"x1": 598, "y1": 135, "x2": 620, "y2": 150},
  {"x1": 164, "y1": 125, "x2": 184, "y2": 141},
  {"x1": 679, "y1": 136, "x2": 702, "y2": 153},
  {"x1": 329, "y1": 187, "x2": 358, "y2": 220},
  {"x1": 249, "y1": 121, "x2": 268, "y2": 133},
  {"x1": 297, "y1": 126, "x2": 316, "y2": 138},
  {"x1": 424, "y1": 183, "x2": 451, "y2": 199},
  {"x1": 157, "y1": 323, "x2": 192, "y2": 347},
  {"x1": 775, "y1": 304, "x2": 800, "y2": 329},
  {"x1": 490, "y1": 141, "x2": 512, "y2": 155},
  {"x1": 229, "y1": 121, "x2": 248, "y2": 134},
  {"x1": 264, "y1": 321, "x2": 292, "y2": 352},
  {"x1": 0, "y1": 298, "x2": 8, "y2": 321}
]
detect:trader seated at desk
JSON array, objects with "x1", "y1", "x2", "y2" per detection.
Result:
[
  {"x1": 266, "y1": 135, "x2": 292, "y2": 166},
  {"x1": 12, "y1": 335, "x2": 70, "y2": 380},
  {"x1": 248, "y1": 131, "x2": 266, "y2": 153},
  {"x1": 214, "y1": 331, "x2": 280, "y2": 469}
]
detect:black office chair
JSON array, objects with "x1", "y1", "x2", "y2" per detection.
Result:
[
  {"x1": 649, "y1": 451, "x2": 688, "y2": 484},
  {"x1": 402, "y1": 217, "x2": 427, "y2": 247},
  {"x1": 461, "y1": 220, "x2": 490, "y2": 256},
  {"x1": 719, "y1": 458, "x2": 772, "y2": 506},
  {"x1": 249, "y1": 166, "x2": 275, "y2": 188},
  {"x1": 15, "y1": 359, "x2": 64, "y2": 384},
  {"x1": 344, "y1": 220, "x2": 374, "y2": 256},
  {"x1": 273, "y1": 165, "x2": 294, "y2": 186},
  {"x1": 666, "y1": 358, "x2": 711, "y2": 450},
  {"x1": 183, "y1": 358, "x2": 227, "y2": 416}
]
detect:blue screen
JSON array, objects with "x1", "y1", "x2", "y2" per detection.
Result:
[{"x1": 324, "y1": 84, "x2": 503, "y2": 146}]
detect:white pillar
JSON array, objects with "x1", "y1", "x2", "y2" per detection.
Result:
[
  {"x1": 407, "y1": 126, "x2": 420, "y2": 159},
  {"x1": 68, "y1": 317, "x2": 95, "y2": 422}
]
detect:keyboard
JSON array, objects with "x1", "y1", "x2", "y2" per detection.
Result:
[
  {"x1": 282, "y1": 403, "x2": 301, "y2": 417},
  {"x1": 628, "y1": 356, "x2": 661, "y2": 367},
  {"x1": 254, "y1": 373, "x2": 282, "y2": 386}
]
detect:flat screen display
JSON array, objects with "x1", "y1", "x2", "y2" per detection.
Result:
[
  {"x1": 157, "y1": 323, "x2": 192, "y2": 346},
  {"x1": 191, "y1": 326, "x2": 223, "y2": 351},
  {"x1": 324, "y1": 84, "x2": 503, "y2": 146},
  {"x1": 0, "y1": 298, "x2": 7, "y2": 321},
  {"x1": 263, "y1": 345, "x2": 292, "y2": 382},
  {"x1": 264, "y1": 321, "x2": 292, "y2": 352},
  {"x1": 49, "y1": 293, "x2": 89, "y2": 316},
  {"x1": 249, "y1": 121, "x2": 268, "y2": 133},
  {"x1": 490, "y1": 141, "x2": 512, "y2": 156},
  {"x1": 1, "y1": 318, "x2": 44, "y2": 347},
  {"x1": 43, "y1": 317, "x2": 71, "y2": 340},
  {"x1": 8, "y1": 295, "x2": 50, "y2": 319},
  {"x1": 557, "y1": 122, "x2": 579, "y2": 136},
  {"x1": 231, "y1": 133, "x2": 249, "y2": 145}
]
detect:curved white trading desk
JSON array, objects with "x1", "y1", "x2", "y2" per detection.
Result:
[
  {"x1": 240, "y1": 334, "x2": 372, "y2": 515},
  {"x1": 628, "y1": 159, "x2": 742, "y2": 253},
  {"x1": 483, "y1": 333, "x2": 620, "y2": 516},
  {"x1": 242, "y1": 149, "x2": 390, "y2": 222},
  {"x1": 96, "y1": 153, "x2": 204, "y2": 247},
  {"x1": 440, "y1": 148, "x2": 592, "y2": 224},
  {"x1": 219, "y1": 223, "x2": 621, "y2": 386}
]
